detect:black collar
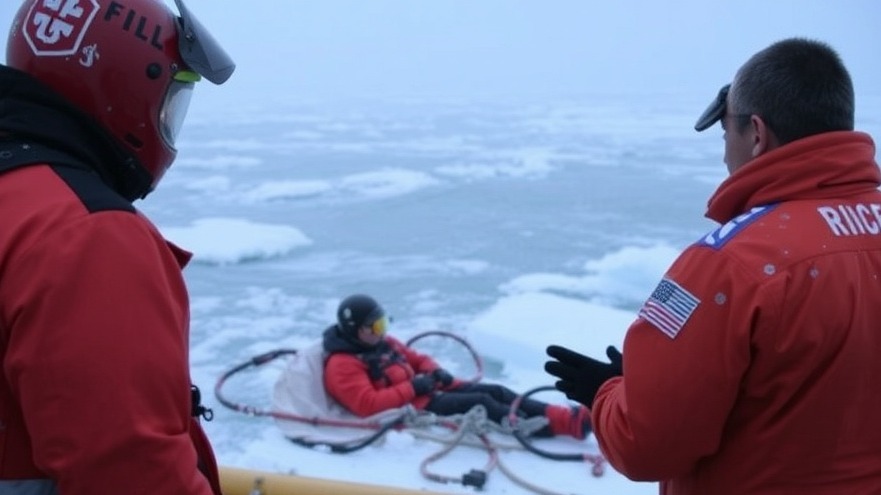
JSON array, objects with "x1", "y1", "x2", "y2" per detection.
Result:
[{"x1": 0, "y1": 65, "x2": 151, "y2": 201}]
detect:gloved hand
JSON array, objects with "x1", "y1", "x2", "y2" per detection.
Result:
[
  {"x1": 432, "y1": 368, "x2": 454, "y2": 387},
  {"x1": 411, "y1": 374, "x2": 437, "y2": 396},
  {"x1": 544, "y1": 345, "x2": 623, "y2": 409}
]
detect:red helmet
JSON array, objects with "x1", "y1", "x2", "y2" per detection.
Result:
[{"x1": 6, "y1": 0, "x2": 234, "y2": 197}]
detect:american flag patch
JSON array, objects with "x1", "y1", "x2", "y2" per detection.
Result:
[{"x1": 638, "y1": 278, "x2": 700, "y2": 339}]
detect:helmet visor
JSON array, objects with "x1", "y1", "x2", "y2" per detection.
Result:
[
  {"x1": 174, "y1": 0, "x2": 236, "y2": 84},
  {"x1": 159, "y1": 78, "x2": 195, "y2": 148}
]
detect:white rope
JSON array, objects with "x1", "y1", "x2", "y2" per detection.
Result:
[{"x1": 411, "y1": 406, "x2": 599, "y2": 495}]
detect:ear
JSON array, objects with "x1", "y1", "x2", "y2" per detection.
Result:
[{"x1": 749, "y1": 115, "x2": 780, "y2": 157}]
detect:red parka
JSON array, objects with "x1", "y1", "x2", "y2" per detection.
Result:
[
  {"x1": 0, "y1": 66, "x2": 220, "y2": 495},
  {"x1": 322, "y1": 326, "x2": 443, "y2": 417},
  {"x1": 0, "y1": 162, "x2": 221, "y2": 495},
  {"x1": 592, "y1": 131, "x2": 881, "y2": 494}
]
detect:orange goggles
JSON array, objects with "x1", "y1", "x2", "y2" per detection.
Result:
[{"x1": 365, "y1": 315, "x2": 389, "y2": 336}]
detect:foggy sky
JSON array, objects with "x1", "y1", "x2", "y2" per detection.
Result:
[{"x1": 2, "y1": 1, "x2": 879, "y2": 102}]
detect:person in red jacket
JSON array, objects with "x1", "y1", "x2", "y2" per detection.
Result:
[
  {"x1": 324, "y1": 294, "x2": 590, "y2": 439},
  {"x1": 545, "y1": 38, "x2": 881, "y2": 494},
  {"x1": 0, "y1": 1, "x2": 234, "y2": 494}
]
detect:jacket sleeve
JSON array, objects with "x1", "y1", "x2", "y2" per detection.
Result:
[
  {"x1": 591, "y1": 245, "x2": 774, "y2": 481},
  {"x1": 324, "y1": 353, "x2": 417, "y2": 417},
  {"x1": 3, "y1": 212, "x2": 215, "y2": 494}
]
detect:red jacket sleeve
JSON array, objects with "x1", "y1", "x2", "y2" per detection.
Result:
[
  {"x1": 323, "y1": 352, "x2": 417, "y2": 417},
  {"x1": 592, "y1": 245, "x2": 760, "y2": 480},
  {"x1": 3, "y1": 212, "x2": 215, "y2": 494}
]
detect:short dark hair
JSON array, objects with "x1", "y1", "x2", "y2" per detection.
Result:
[{"x1": 730, "y1": 38, "x2": 854, "y2": 144}]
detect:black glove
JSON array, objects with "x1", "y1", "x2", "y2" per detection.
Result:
[
  {"x1": 544, "y1": 345, "x2": 623, "y2": 409},
  {"x1": 411, "y1": 374, "x2": 437, "y2": 396},
  {"x1": 432, "y1": 368, "x2": 454, "y2": 387}
]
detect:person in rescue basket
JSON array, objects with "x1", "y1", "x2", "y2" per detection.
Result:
[
  {"x1": 323, "y1": 294, "x2": 591, "y2": 439},
  {"x1": 544, "y1": 38, "x2": 881, "y2": 495},
  {"x1": 0, "y1": 1, "x2": 234, "y2": 494}
]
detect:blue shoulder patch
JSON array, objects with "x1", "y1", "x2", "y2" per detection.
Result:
[{"x1": 698, "y1": 205, "x2": 776, "y2": 250}]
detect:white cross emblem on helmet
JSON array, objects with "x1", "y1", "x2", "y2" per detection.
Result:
[{"x1": 23, "y1": 0, "x2": 100, "y2": 56}]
